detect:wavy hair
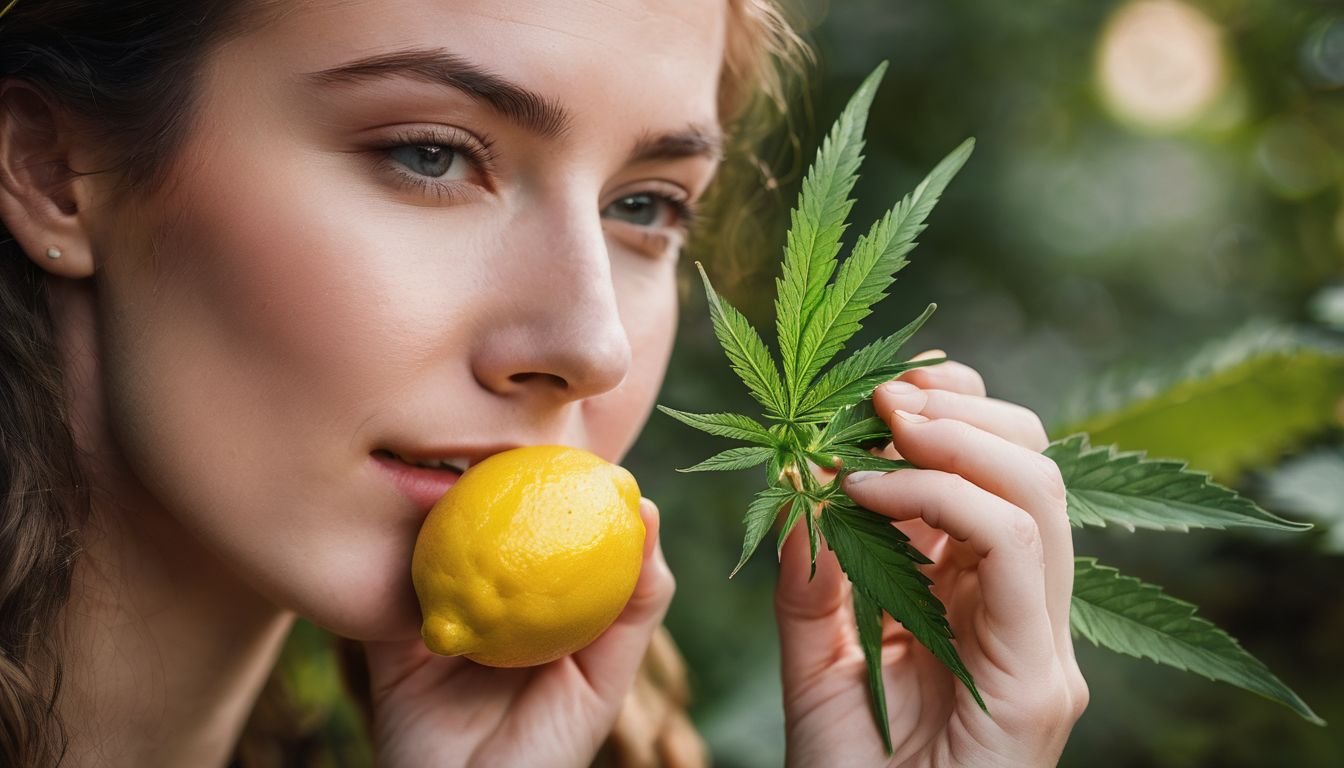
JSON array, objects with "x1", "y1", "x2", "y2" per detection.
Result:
[{"x1": 0, "y1": 2, "x2": 806, "y2": 765}]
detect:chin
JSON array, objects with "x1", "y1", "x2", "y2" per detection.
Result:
[{"x1": 279, "y1": 545, "x2": 427, "y2": 643}]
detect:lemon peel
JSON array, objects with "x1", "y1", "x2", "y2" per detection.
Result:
[{"x1": 411, "y1": 445, "x2": 645, "y2": 667}]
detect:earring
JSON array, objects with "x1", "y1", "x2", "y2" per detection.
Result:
[{"x1": 46, "y1": 246, "x2": 62, "y2": 260}]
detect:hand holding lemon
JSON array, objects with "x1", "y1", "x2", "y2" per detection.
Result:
[
  {"x1": 411, "y1": 445, "x2": 647, "y2": 667},
  {"x1": 367, "y1": 446, "x2": 674, "y2": 767}
]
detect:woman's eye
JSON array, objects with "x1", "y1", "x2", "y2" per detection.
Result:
[
  {"x1": 603, "y1": 193, "x2": 682, "y2": 228},
  {"x1": 388, "y1": 144, "x2": 467, "y2": 181}
]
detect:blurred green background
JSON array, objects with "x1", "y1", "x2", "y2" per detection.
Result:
[
  {"x1": 272, "y1": 1, "x2": 1344, "y2": 765},
  {"x1": 627, "y1": 0, "x2": 1344, "y2": 766}
]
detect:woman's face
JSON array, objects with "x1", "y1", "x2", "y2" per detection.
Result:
[{"x1": 84, "y1": 0, "x2": 725, "y2": 639}]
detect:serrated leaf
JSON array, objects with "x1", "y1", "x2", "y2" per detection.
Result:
[
  {"x1": 1071, "y1": 558, "x2": 1323, "y2": 725},
  {"x1": 1052, "y1": 323, "x2": 1344, "y2": 483},
  {"x1": 795, "y1": 304, "x2": 939, "y2": 421},
  {"x1": 678, "y1": 446, "x2": 776, "y2": 473},
  {"x1": 655, "y1": 406, "x2": 775, "y2": 446},
  {"x1": 775, "y1": 493, "x2": 808, "y2": 559},
  {"x1": 1046, "y1": 434, "x2": 1309, "y2": 532},
  {"x1": 696, "y1": 262, "x2": 788, "y2": 417},
  {"x1": 804, "y1": 502, "x2": 821, "y2": 580},
  {"x1": 813, "y1": 400, "x2": 890, "y2": 452},
  {"x1": 791, "y1": 139, "x2": 975, "y2": 409},
  {"x1": 732, "y1": 486, "x2": 796, "y2": 577},
  {"x1": 852, "y1": 587, "x2": 894, "y2": 755},
  {"x1": 827, "y1": 447, "x2": 911, "y2": 474},
  {"x1": 819, "y1": 500, "x2": 984, "y2": 711},
  {"x1": 776, "y1": 63, "x2": 890, "y2": 411}
]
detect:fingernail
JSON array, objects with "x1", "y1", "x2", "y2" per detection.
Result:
[
  {"x1": 845, "y1": 470, "x2": 883, "y2": 485},
  {"x1": 880, "y1": 380, "x2": 919, "y2": 396},
  {"x1": 894, "y1": 409, "x2": 928, "y2": 424},
  {"x1": 879, "y1": 380, "x2": 927, "y2": 413},
  {"x1": 910, "y1": 348, "x2": 946, "y2": 362}
]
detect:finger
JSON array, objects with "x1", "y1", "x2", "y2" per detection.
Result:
[
  {"x1": 774, "y1": 508, "x2": 854, "y2": 686},
  {"x1": 899, "y1": 350, "x2": 987, "y2": 397},
  {"x1": 571, "y1": 497, "x2": 676, "y2": 702},
  {"x1": 842, "y1": 468, "x2": 1056, "y2": 671},
  {"x1": 876, "y1": 382, "x2": 1049, "y2": 452},
  {"x1": 872, "y1": 410, "x2": 1074, "y2": 654}
]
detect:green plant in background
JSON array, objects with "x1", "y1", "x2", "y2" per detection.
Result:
[{"x1": 659, "y1": 61, "x2": 1326, "y2": 754}]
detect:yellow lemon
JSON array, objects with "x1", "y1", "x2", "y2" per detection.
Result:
[{"x1": 411, "y1": 445, "x2": 646, "y2": 667}]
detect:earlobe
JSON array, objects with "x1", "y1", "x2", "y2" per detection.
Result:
[{"x1": 0, "y1": 80, "x2": 98, "y2": 278}]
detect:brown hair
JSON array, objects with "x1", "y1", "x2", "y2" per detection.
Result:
[{"x1": 0, "y1": 2, "x2": 806, "y2": 765}]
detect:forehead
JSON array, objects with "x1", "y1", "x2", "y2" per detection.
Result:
[{"x1": 230, "y1": 0, "x2": 728, "y2": 127}]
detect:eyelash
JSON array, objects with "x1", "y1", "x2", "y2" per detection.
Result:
[
  {"x1": 370, "y1": 127, "x2": 497, "y2": 204},
  {"x1": 370, "y1": 128, "x2": 700, "y2": 233}
]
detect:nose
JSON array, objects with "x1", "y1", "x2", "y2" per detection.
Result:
[{"x1": 470, "y1": 207, "x2": 632, "y2": 403}]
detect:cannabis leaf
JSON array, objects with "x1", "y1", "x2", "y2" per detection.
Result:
[
  {"x1": 820, "y1": 499, "x2": 985, "y2": 713},
  {"x1": 1052, "y1": 323, "x2": 1344, "y2": 483},
  {"x1": 1071, "y1": 558, "x2": 1324, "y2": 725},
  {"x1": 696, "y1": 262, "x2": 789, "y2": 418},
  {"x1": 1046, "y1": 434, "x2": 1310, "y2": 532},
  {"x1": 659, "y1": 61, "x2": 983, "y2": 751},
  {"x1": 659, "y1": 59, "x2": 1320, "y2": 753}
]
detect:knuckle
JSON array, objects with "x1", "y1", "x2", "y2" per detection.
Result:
[
  {"x1": 1005, "y1": 507, "x2": 1044, "y2": 555},
  {"x1": 917, "y1": 468, "x2": 964, "y2": 496},
  {"x1": 1070, "y1": 674, "x2": 1091, "y2": 720},
  {"x1": 1013, "y1": 670, "x2": 1072, "y2": 723},
  {"x1": 965, "y1": 367, "x2": 987, "y2": 396},
  {"x1": 1033, "y1": 453, "x2": 1068, "y2": 509},
  {"x1": 1012, "y1": 404, "x2": 1051, "y2": 451}
]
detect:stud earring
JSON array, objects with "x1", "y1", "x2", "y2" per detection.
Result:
[{"x1": 46, "y1": 246, "x2": 62, "y2": 260}]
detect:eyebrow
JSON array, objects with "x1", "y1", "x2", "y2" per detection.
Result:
[{"x1": 303, "y1": 47, "x2": 722, "y2": 163}]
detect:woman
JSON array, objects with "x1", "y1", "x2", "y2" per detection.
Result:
[{"x1": 0, "y1": 1, "x2": 1087, "y2": 765}]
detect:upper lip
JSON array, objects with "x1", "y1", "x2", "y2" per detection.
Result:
[{"x1": 375, "y1": 443, "x2": 523, "y2": 471}]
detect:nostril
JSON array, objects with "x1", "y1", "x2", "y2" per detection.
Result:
[{"x1": 508, "y1": 372, "x2": 568, "y2": 389}]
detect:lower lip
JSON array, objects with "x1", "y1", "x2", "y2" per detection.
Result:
[{"x1": 371, "y1": 452, "x2": 462, "y2": 512}]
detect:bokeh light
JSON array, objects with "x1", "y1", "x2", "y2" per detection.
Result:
[{"x1": 1096, "y1": 0, "x2": 1228, "y2": 132}]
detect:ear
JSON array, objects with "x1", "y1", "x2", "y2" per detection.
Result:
[{"x1": 0, "y1": 80, "x2": 102, "y2": 278}]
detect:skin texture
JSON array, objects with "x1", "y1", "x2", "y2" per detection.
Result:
[{"x1": 0, "y1": 1, "x2": 1085, "y2": 765}]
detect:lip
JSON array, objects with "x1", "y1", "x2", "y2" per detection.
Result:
[{"x1": 371, "y1": 443, "x2": 523, "y2": 512}]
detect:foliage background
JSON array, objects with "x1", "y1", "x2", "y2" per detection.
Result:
[
  {"x1": 630, "y1": 0, "x2": 1344, "y2": 765},
  {"x1": 275, "y1": 1, "x2": 1344, "y2": 765}
]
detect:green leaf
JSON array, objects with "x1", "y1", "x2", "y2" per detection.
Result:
[
  {"x1": 804, "y1": 501, "x2": 821, "y2": 580},
  {"x1": 655, "y1": 406, "x2": 775, "y2": 446},
  {"x1": 775, "y1": 492, "x2": 809, "y2": 559},
  {"x1": 1046, "y1": 434, "x2": 1310, "y2": 532},
  {"x1": 1052, "y1": 323, "x2": 1344, "y2": 483},
  {"x1": 678, "y1": 446, "x2": 776, "y2": 473},
  {"x1": 852, "y1": 587, "x2": 894, "y2": 755},
  {"x1": 792, "y1": 139, "x2": 975, "y2": 408},
  {"x1": 776, "y1": 63, "x2": 889, "y2": 412},
  {"x1": 732, "y1": 486, "x2": 795, "y2": 578},
  {"x1": 813, "y1": 400, "x2": 890, "y2": 452},
  {"x1": 1071, "y1": 558, "x2": 1324, "y2": 725},
  {"x1": 819, "y1": 500, "x2": 985, "y2": 711},
  {"x1": 827, "y1": 447, "x2": 911, "y2": 474},
  {"x1": 695, "y1": 262, "x2": 788, "y2": 417},
  {"x1": 795, "y1": 304, "x2": 939, "y2": 421}
]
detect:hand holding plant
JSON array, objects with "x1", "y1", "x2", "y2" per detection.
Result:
[{"x1": 661, "y1": 61, "x2": 1321, "y2": 762}]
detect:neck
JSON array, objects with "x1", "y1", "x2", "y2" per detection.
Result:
[
  {"x1": 48, "y1": 276, "x2": 295, "y2": 767},
  {"x1": 56, "y1": 485, "x2": 295, "y2": 768}
]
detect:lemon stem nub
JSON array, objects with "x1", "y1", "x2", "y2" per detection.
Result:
[{"x1": 422, "y1": 615, "x2": 475, "y2": 657}]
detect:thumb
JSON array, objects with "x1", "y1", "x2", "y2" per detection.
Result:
[{"x1": 774, "y1": 514, "x2": 854, "y2": 685}]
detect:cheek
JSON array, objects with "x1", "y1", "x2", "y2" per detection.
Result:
[
  {"x1": 93, "y1": 144, "x2": 469, "y2": 637},
  {"x1": 585, "y1": 261, "x2": 678, "y2": 463}
]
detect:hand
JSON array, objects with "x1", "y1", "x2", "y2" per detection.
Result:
[
  {"x1": 775, "y1": 352, "x2": 1088, "y2": 767},
  {"x1": 363, "y1": 499, "x2": 675, "y2": 768}
]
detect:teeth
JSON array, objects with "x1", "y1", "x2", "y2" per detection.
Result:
[{"x1": 395, "y1": 453, "x2": 471, "y2": 472}]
